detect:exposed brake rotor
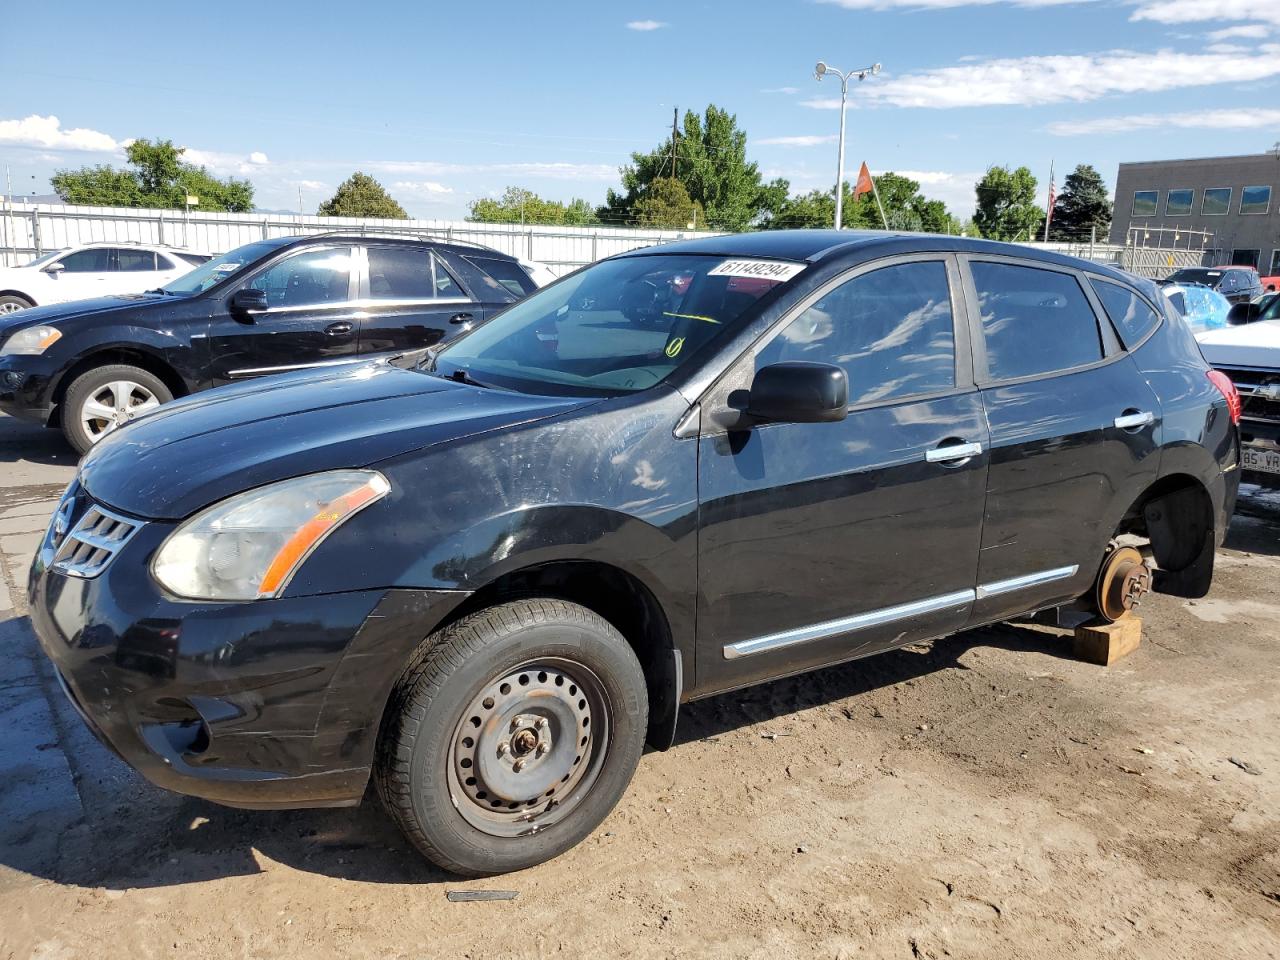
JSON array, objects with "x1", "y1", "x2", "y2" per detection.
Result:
[{"x1": 1094, "y1": 545, "x2": 1152, "y2": 622}]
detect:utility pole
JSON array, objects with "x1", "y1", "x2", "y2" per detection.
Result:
[
  {"x1": 670, "y1": 107, "x2": 679, "y2": 180},
  {"x1": 814, "y1": 60, "x2": 882, "y2": 230}
]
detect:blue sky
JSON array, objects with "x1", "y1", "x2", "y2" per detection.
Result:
[{"x1": 2, "y1": 0, "x2": 1279, "y2": 222}]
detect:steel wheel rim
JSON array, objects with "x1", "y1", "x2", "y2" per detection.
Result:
[
  {"x1": 0, "y1": 300, "x2": 23, "y2": 314},
  {"x1": 447, "y1": 657, "x2": 611, "y2": 838},
  {"x1": 79, "y1": 380, "x2": 161, "y2": 442}
]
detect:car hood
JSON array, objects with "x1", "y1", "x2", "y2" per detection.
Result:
[
  {"x1": 1196, "y1": 320, "x2": 1280, "y2": 370},
  {"x1": 79, "y1": 361, "x2": 594, "y2": 520},
  {"x1": 0, "y1": 294, "x2": 166, "y2": 336}
]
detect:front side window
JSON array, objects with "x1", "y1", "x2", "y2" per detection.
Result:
[
  {"x1": 367, "y1": 245, "x2": 435, "y2": 300},
  {"x1": 1165, "y1": 189, "x2": 1194, "y2": 216},
  {"x1": 1132, "y1": 191, "x2": 1158, "y2": 217},
  {"x1": 250, "y1": 248, "x2": 352, "y2": 309},
  {"x1": 1240, "y1": 186, "x2": 1271, "y2": 215},
  {"x1": 756, "y1": 260, "x2": 956, "y2": 405},
  {"x1": 1202, "y1": 188, "x2": 1231, "y2": 215},
  {"x1": 434, "y1": 254, "x2": 798, "y2": 396},
  {"x1": 1090, "y1": 278, "x2": 1160, "y2": 349},
  {"x1": 971, "y1": 261, "x2": 1102, "y2": 381},
  {"x1": 57, "y1": 249, "x2": 111, "y2": 273},
  {"x1": 115, "y1": 249, "x2": 157, "y2": 272}
]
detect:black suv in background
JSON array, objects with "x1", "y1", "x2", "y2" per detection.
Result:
[
  {"x1": 0, "y1": 234, "x2": 538, "y2": 452},
  {"x1": 1163, "y1": 266, "x2": 1263, "y2": 304}
]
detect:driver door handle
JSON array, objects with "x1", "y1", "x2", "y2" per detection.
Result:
[
  {"x1": 925, "y1": 440, "x2": 983, "y2": 464},
  {"x1": 1114, "y1": 410, "x2": 1155, "y2": 430},
  {"x1": 324, "y1": 321, "x2": 354, "y2": 336},
  {"x1": 449, "y1": 312, "x2": 475, "y2": 325}
]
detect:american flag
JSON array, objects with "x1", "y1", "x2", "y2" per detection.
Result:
[{"x1": 1043, "y1": 162, "x2": 1056, "y2": 241}]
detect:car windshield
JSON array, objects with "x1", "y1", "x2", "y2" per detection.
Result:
[
  {"x1": 162, "y1": 240, "x2": 284, "y2": 295},
  {"x1": 432, "y1": 254, "x2": 801, "y2": 396},
  {"x1": 23, "y1": 251, "x2": 63, "y2": 268},
  {"x1": 1167, "y1": 268, "x2": 1222, "y2": 287}
]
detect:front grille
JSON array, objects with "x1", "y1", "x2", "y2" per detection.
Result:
[
  {"x1": 1216, "y1": 366, "x2": 1280, "y2": 425},
  {"x1": 51, "y1": 503, "x2": 142, "y2": 578}
]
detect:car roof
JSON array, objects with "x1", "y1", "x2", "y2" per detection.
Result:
[
  {"x1": 615, "y1": 228, "x2": 1139, "y2": 280},
  {"x1": 274, "y1": 233, "x2": 520, "y2": 260},
  {"x1": 63, "y1": 241, "x2": 210, "y2": 254}
]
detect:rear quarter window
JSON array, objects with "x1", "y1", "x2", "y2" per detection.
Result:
[
  {"x1": 464, "y1": 256, "x2": 538, "y2": 297},
  {"x1": 1089, "y1": 278, "x2": 1161, "y2": 349}
]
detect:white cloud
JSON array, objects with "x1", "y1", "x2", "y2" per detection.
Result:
[
  {"x1": 886, "y1": 169, "x2": 982, "y2": 215},
  {"x1": 761, "y1": 86, "x2": 801, "y2": 95},
  {"x1": 626, "y1": 19, "x2": 667, "y2": 30},
  {"x1": 0, "y1": 115, "x2": 119, "y2": 153},
  {"x1": 801, "y1": 46, "x2": 1280, "y2": 108},
  {"x1": 1131, "y1": 0, "x2": 1280, "y2": 26},
  {"x1": 292, "y1": 179, "x2": 327, "y2": 191},
  {"x1": 1206, "y1": 42, "x2": 1249, "y2": 53},
  {"x1": 248, "y1": 151, "x2": 269, "y2": 165},
  {"x1": 818, "y1": 0, "x2": 1095, "y2": 7},
  {"x1": 392, "y1": 180, "x2": 455, "y2": 199},
  {"x1": 181, "y1": 147, "x2": 272, "y2": 175},
  {"x1": 758, "y1": 134, "x2": 838, "y2": 147},
  {"x1": 1207, "y1": 23, "x2": 1272, "y2": 39},
  {"x1": 1048, "y1": 107, "x2": 1280, "y2": 136}
]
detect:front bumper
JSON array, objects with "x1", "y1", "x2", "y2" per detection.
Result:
[
  {"x1": 0, "y1": 353, "x2": 60, "y2": 424},
  {"x1": 28, "y1": 486, "x2": 466, "y2": 808}
]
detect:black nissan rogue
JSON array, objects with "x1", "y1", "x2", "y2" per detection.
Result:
[
  {"x1": 29, "y1": 231, "x2": 1240, "y2": 876},
  {"x1": 0, "y1": 233, "x2": 536, "y2": 452}
]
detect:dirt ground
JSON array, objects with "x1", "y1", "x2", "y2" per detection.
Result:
[{"x1": 1, "y1": 412, "x2": 1278, "y2": 959}]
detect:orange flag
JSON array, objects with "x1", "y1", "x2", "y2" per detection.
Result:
[{"x1": 853, "y1": 162, "x2": 874, "y2": 198}]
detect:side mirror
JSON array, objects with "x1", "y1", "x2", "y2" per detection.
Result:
[
  {"x1": 1227, "y1": 302, "x2": 1261, "y2": 326},
  {"x1": 230, "y1": 288, "x2": 269, "y2": 318},
  {"x1": 42, "y1": 262, "x2": 65, "y2": 276},
  {"x1": 747, "y1": 361, "x2": 848, "y2": 424}
]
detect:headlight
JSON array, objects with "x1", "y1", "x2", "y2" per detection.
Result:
[
  {"x1": 0, "y1": 325, "x2": 62, "y2": 356},
  {"x1": 151, "y1": 470, "x2": 390, "y2": 601}
]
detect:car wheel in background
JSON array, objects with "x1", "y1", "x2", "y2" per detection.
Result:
[
  {"x1": 376, "y1": 598, "x2": 648, "y2": 876},
  {"x1": 61, "y1": 364, "x2": 173, "y2": 455},
  {"x1": 0, "y1": 294, "x2": 33, "y2": 313}
]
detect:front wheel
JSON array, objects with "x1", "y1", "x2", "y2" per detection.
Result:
[
  {"x1": 376, "y1": 599, "x2": 648, "y2": 876},
  {"x1": 0, "y1": 294, "x2": 33, "y2": 314},
  {"x1": 61, "y1": 364, "x2": 173, "y2": 455}
]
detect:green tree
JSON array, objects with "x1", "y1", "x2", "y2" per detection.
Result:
[
  {"x1": 633, "y1": 177, "x2": 705, "y2": 229},
  {"x1": 318, "y1": 172, "x2": 408, "y2": 219},
  {"x1": 52, "y1": 139, "x2": 253, "y2": 212},
  {"x1": 598, "y1": 104, "x2": 788, "y2": 230},
  {"x1": 767, "y1": 172, "x2": 960, "y2": 233},
  {"x1": 468, "y1": 186, "x2": 599, "y2": 225},
  {"x1": 973, "y1": 165, "x2": 1043, "y2": 241},
  {"x1": 1049, "y1": 164, "x2": 1112, "y2": 242}
]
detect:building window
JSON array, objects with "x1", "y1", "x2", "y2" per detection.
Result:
[
  {"x1": 1165, "y1": 189, "x2": 1194, "y2": 216},
  {"x1": 1240, "y1": 186, "x2": 1271, "y2": 215},
  {"x1": 1269, "y1": 250, "x2": 1280, "y2": 276},
  {"x1": 1132, "y1": 190, "x2": 1158, "y2": 217},
  {"x1": 1231, "y1": 249, "x2": 1260, "y2": 269},
  {"x1": 1202, "y1": 188, "x2": 1231, "y2": 215}
]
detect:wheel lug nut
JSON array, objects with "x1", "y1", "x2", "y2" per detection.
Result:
[
  {"x1": 535, "y1": 717, "x2": 548, "y2": 730},
  {"x1": 536, "y1": 742, "x2": 549, "y2": 757},
  {"x1": 497, "y1": 740, "x2": 509, "y2": 756},
  {"x1": 510, "y1": 718, "x2": 522, "y2": 731},
  {"x1": 513, "y1": 758, "x2": 526, "y2": 772}
]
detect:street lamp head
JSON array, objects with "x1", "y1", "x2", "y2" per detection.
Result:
[
  {"x1": 871, "y1": 62, "x2": 882, "y2": 76},
  {"x1": 815, "y1": 61, "x2": 828, "y2": 79}
]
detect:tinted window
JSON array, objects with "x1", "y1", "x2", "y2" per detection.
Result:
[
  {"x1": 1202, "y1": 188, "x2": 1231, "y2": 215},
  {"x1": 57, "y1": 249, "x2": 111, "y2": 273},
  {"x1": 367, "y1": 246, "x2": 435, "y2": 299},
  {"x1": 1165, "y1": 189, "x2": 1193, "y2": 216},
  {"x1": 971, "y1": 261, "x2": 1102, "y2": 381},
  {"x1": 432, "y1": 255, "x2": 464, "y2": 297},
  {"x1": 251, "y1": 248, "x2": 352, "y2": 309},
  {"x1": 757, "y1": 260, "x2": 956, "y2": 404},
  {"x1": 155, "y1": 253, "x2": 177, "y2": 271},
  {"x1": 1132, "y1": 191, "x2": 1158, "y2": 217},
  {"x1": 116, "y1": 249, "x2": 157, "y2": 272},
  {"x1": 1090, "y1": 278, "x2": 1160, "y2": 349},
  {"x1": 1240, "y1": 186, "x2": 1270, "y2": 215},
  {"x1": 465, "y1": 256, "x2": 538, "y2": 296},
  {"x1": 175, "y1": 252, "x2": 211, "y2": 267},
  {"x1": 1166, "y1": 268, "x2": 1222, "y2": 287}
]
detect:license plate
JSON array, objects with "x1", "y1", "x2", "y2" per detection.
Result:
[{"x1": 1242, "y1": 446, "x2": 1280, "y2": 475}]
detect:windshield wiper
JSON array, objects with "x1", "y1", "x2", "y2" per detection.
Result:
[{"x1": 447, "y1": 367, "x2": 491, "y2": 389}]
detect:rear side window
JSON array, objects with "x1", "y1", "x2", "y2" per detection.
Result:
[
  {"x1": 57, "y1": 249, "x2": 111, "y2": 273},
  {"x1": 175, "y1": 252, "x2": 210, "y2": 267},
  {"x1": 1090, "y1": 278, "x2": 1161, "y2": 349},
  {"x1": 116, "y1": 249, "x2": 158, "y2": 272},
  {"x1": 367, "y1": 245, "x2": 435, "y2": 300},
  {"x1": 757, "y1": 259, "x2": 956, "y2": 405},
  {"x1": 971, "y1": 261, "x2": 1102, "y2": 381},
  {"x1": 464, "y1": 256, "x2": 538, "y2": 297}
]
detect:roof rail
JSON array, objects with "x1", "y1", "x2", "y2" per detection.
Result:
[{"x1": 282, "y1": 228, "x2": 504, "y2": 253}]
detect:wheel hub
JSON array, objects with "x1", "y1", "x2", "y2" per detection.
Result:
[
  {"x1": 449, "y1": 660, "x2": 606, "y2": 836},
  {"x1": 1095, "y1": 545, "x2": 1152, "y2": 622}
]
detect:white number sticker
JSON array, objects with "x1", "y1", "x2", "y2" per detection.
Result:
[{"x1": 707, "y1": 259, "x2": 806, "y2": 282}]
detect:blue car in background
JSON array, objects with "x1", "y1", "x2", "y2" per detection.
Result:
[{"x1": 1160, "y1": 282, "x2": 1232, "y2": 332}]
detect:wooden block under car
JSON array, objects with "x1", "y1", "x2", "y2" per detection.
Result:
[{"x1": 1073, "y1": 615, "x2": 1142, "y2": 666}]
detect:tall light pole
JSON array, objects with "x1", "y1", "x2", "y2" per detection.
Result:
[{"x1": 815, "y1": 60, "x2": 881, "y2": 230}]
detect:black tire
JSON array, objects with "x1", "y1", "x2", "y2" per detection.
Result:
[
  {"x1": 61, "y1": 363, "x2": 173, "y2": 455},
  {"x1": 376, "y1": 598, "x2": 648, "y2": 876},
  {"x1": 0, "y1": 294, "x2": 33, "y2": 314}
]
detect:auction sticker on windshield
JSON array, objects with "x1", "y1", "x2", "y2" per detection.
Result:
[{"x1": 707, "y1": 259, "x2": 806, "y2": 282}]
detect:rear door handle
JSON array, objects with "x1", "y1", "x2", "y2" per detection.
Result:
[
  {"x1": 324, "y1": 321, "x2": 354, "y2": 336},
  {"x1": 449, "y1": 312, "x2": 475, "y2": 325},
  {"x1": 925, "y1": 440, "x2": 983, "y2": 464},
  {"x1": 1114, "y1": 410, "x2": 1155, "y2": 430}
]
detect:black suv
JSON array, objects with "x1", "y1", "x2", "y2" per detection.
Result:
[
  {"x1": 30, "y1": 231, "x2": 1239, "y2": 876},
  {"x1": 1163, "y1": 266, "x2": 1263, "y2": 304},
  {"x1": 0, "y1": 234, "x2": 537, "y2": 452}
]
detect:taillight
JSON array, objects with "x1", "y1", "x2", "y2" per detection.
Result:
[{"x1": 1206, "y1": 370, "x2": 1241, "y2": 425}]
